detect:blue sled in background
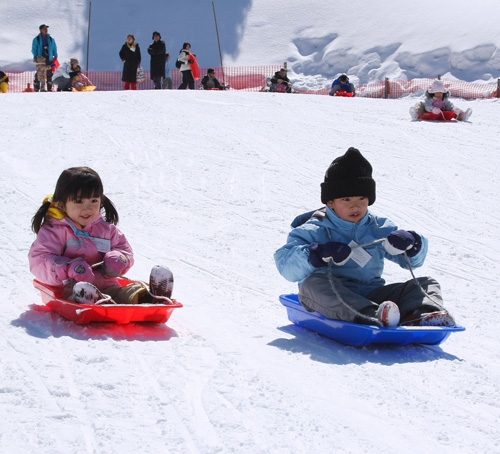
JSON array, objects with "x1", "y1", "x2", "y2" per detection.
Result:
[{"x1": 279, "y1": 293, "x2": 465, "y2": 347}]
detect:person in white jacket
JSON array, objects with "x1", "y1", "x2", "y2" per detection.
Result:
[
  {"x1": 52, "y1": 57, "x2": 80, "y2": 91},
  {"x1": 177, "y1": 43, "x2": 195, "y2": 90}
]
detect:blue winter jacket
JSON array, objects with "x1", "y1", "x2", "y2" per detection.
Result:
[
  {"x1": 274, "y1": 206, "x2": 428, "y2": 297},
  {"x1": 31, "y1": 34, "x2": 58, "y2": 61},
  {"x1": 331, "y1": 77, "x2": 353, "y2": 92}
]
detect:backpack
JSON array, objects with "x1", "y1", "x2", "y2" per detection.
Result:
[{"x1": 175, "y1": 59, "x2": 182, "y2": 69}]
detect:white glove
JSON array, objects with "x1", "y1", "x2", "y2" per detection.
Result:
[{"x1": 432, "y1": 107, "x2": 441, "y2": 115}]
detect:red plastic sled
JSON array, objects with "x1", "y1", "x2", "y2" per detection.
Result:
[
  {"x1": 334, "y1": 90, "x2": 354, "y2": 97},
  {"x1": 189, "y1": 53, "x2": 200, "y2": 80},
  {"x1": 33, "y1": 278, "x2": 183, "y2": 325}
]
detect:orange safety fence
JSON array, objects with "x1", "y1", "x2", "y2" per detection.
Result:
[{"x1": 2, "y1": 66, "x2": 499, "y2": 99}]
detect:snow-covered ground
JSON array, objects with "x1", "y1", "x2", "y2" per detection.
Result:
[
  {"x1": 1, "y1": 89, "x2": 499, "y2": 453},
  {"x1": 1, "y1": 1, "x2": 500, "y2": 453},
  {"x1": 1, "y1": 0, "x2": 499, "y2": 84}
]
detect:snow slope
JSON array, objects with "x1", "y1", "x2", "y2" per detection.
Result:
[
  {"x1": 1, "y1": 0, "x2": 499, "y2": 83},
  {"x1": 1, "y1": 90, "x2": 499, "y2": 453}
]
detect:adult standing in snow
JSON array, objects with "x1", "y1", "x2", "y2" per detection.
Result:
[
  {"x1": 119, "y1": 34, "x2": 141, "y2": 90},
  {"x1": 329, "y1": 74, "x2": 355, "y2": 96},
  {"x1": 148, "y1": 31, "x2": 166, "y2": 89},
  {"x1": 31, "y1": 24, "x2": 58, "y2": 92},
  {"x1": 177, "y1": 42, "x2": 195, "y2": 90},
  {"x1": 274, "y1": 147, "x2": 456, "y2": 328},
  {"x1": 409, "y1": 79, "x2": 472, "y2": 121}
]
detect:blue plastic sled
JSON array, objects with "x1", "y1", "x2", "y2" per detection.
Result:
[{"x1": 279, "y1": 294, "x2": 465, "y2": 347}]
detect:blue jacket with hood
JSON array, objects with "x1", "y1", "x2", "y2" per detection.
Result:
[{"x1": 274, "y1": 206, "x2": 428, "y2": 297}]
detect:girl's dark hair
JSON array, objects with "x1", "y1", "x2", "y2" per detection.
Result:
[
  {"x1": 31, "y1": 166, "x2": 119, "y2": 234},
  {"x1": 182, "y1": 42, "x2": 191, "y2": 49}
]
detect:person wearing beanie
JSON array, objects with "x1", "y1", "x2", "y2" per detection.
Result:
[
  {"x1": 274, "y1": 147, "x2": 456, "y2": 328},
  {"x1": 148, "y1": 31, "x2": 166, "y2": 89},
  {"x1": 409, "y1": 79, "x2": 472, "y2": 122}
]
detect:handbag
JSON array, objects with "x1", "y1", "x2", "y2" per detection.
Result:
[{"x1": 136, "y1": 66, "x2": 145, "y2": 83}]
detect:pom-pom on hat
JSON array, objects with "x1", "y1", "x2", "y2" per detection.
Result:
[
  {"x1": 428, "y1": 79, "x2": 448, "y2": 94},
  {"x1": 320, "y1": 147, "x2": 376, "y2": 205}
]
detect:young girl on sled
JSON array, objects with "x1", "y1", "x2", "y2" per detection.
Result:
[
  {"x1": 409, "y1": 79, "x2": 472, "y2": 121},
  {"x1": 29, "y1": 166, "x2": 173, "y2": 305}
]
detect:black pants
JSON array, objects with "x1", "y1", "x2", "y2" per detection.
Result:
[
  {"x1": 152, "y1": 76, "x2": 162, "y2": 89},
  {"x1": 178, "y1": 70, "x2": 194, "y2": 90}
]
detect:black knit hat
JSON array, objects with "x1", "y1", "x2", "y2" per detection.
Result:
[{"x1": 320, "y1": 147, "x2": 376, "y2": 205}]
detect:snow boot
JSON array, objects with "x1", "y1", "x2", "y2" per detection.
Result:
[
  {"x1": 409, "y1": 106, "x2": 419, "y2": 121},
  {"x1": 419, "y1": 311, "x2": 456, "y2": 327},
  {"x1": 149, "y1": 265, "x2": 174, "y2": 303},
  {"x1": 459, "y1": 108, "x2": 472, "y2": 122},
  {"x1": 376, "y1": 301, "x2": 400, "y2": 327},
  {"x1": 73, "y1": 282, "x2": 113, "y2": 305},
  {"x1": 400, "y1": 309, "x2": 456, "y2": 327}
]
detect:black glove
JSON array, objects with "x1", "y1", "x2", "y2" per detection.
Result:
[
  {"x1": 309, "y1": 242, "x2": 352, "y2": 267},
  {"x1": 188, "y1": 59, "x2": 194, "y2": 64}
]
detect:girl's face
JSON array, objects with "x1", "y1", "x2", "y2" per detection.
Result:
[
  {"x1": 327, "y1": 196, "x2": 369, "y2": 223},
  {"x1": 433, "y1": 92, "x2": 444, "y2": 100},
  {"x1": 59, "y1": 196, "x2": 101, "y2": 227},
  {"x1": 127, "y1": 36, "x2": 134, "y2": 43}
]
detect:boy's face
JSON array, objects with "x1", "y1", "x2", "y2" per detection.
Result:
[{"x1": 327, "y1": 196, "x2": 368, "y2": 223}]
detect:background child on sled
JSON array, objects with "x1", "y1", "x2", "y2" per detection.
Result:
[
  {"x1": 54, "y1": 58, "x2": 94, "y2": 91},
  {"x1": 274, "y1": 147, "x2": 455, "y2": 327},
  {"x1": 201, "y1": 68, "x2": 228, "y2": 90},
  {"x1": 410, "y1": 79, "x2": 472, "y2": 121},
  {"x1": 329, "y1": 74, "x2": 355, "y2": 97},
  {"x1": 29, "y1": 167, "x2": 173, "y2": 305},
  {"x1": 269, "y1": 68, "x2": 292, "y2": 93},
  {"x1": 0, "y1": 70, "x2": 9, "y2": 93},
  {"x1": 70, "y1": 65, "x2": 94, "y2": 90}
]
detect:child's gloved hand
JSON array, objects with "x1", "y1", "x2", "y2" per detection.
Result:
[
  {"x1": 383, "y1": 230, "x2": 422, "y2": 256},
  {"x1": 102, "y1": 250, "x2": 129, "y2": 277},
  {"x1": 309, "y1": 242, "x2": 352, "y2": 267},
  {"x1": 66, "y1": 259, "x2": 95, "y2": 282},
  {"x1": 432, "y1": 107, "x2": 442, "y2": 114}
]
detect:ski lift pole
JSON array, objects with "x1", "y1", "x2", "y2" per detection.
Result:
[
  {"x1": 86, "y1": 1, "x2": 92, "y2": 72},
  {"x1": 212, "y1": 1, "x2": 225, "y2": 83}
]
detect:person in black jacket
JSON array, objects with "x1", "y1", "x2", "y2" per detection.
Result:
[
  {"x1": 119, "y1": 34, "x2": 141, "y2": 90},
  {"x1": 148, "y1": 31, "x2": 166, "y2": 89},
  {"x1": 270, "y1": 68, "x2": 292, "y2": 93},
  {"x1": 200, "y1": 68, "x2": 227, "y2": 90}
]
